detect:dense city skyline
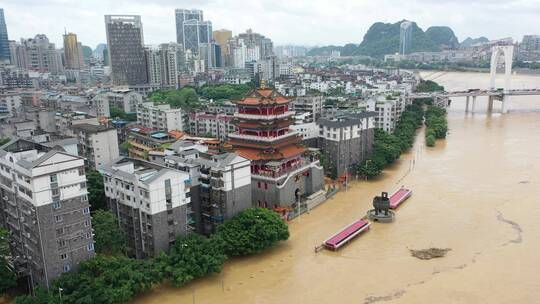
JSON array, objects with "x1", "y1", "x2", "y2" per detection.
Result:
[{"x1": 3, "y1": 0, "x2": 540, "y2": 48}]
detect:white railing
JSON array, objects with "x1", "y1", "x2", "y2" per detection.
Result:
[
  {"x1": 234, "y1": 111, "x2": 295, "y2": 120},
  {"x1": 252, "y1": 159, "x2": 320, "y2": 182},
  {"x1": 228, "y1": 131, "x2": 299, "y2": 142}
]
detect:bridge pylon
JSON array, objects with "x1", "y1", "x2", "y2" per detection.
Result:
[{"x1": 490, "y1": 45, "x2": 514, "y2": 113}]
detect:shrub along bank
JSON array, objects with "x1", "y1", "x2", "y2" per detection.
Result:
[
  {"x1": 424, "y1": 106, "x2": 448, "y2": 147},
  {"x1": 356, "y1": 103, "x2": 425, "y2": 178},
  {"x1": 15, "y1": 208, "x2": 289, "y2": 304},
  {"x1": 356, "y1": 79, "x2": 448, "y2": 177}
]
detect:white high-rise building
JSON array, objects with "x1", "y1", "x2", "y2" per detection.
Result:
[
  {"x1": 365, "y1": 94, "x2": 407, "y2": 133},
  {"x1": 145, "y1": 43, "x2": 181, "y2": 88},
  {"x1": 71, "y1": 124, "x2": 120, "y2": 169},
  {"x1": 137, "y1": 102, "x2": 184, "y2": 132},
  {"x1": 101, "y1": 157, "x2": 191, "y2": 258},
  {"x1": 0, "y1": 92, "x2": 22, "y2": 117},
  {"x1": 400, "y1": 21, "x2": 413, "y2": 55},
  {"x1": 0, "y1": 139, "x2": 95, "y2": 289}
]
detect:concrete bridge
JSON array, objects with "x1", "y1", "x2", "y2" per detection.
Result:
[
  {"x1": 407, "y1": 88, "x2": 540, "y2": 112},
  {"x1": 408, "y1": 45, "x2": 540, "y2": 113}
]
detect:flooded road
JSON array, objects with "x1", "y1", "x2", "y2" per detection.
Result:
[{"x1": 134, "y1": 71, "x2": 540, "y2": 304}]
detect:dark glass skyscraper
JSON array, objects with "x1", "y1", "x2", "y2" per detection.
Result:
[
  {"x1": 175, "y1": 9, "x2": 212, "y2": 54},
  {"x1": 0, "y1": 8, "x2": 11, "y2": 63},
  {"x1": 105, "y1": 15, "x2": 148, "y2": 85},
  {"x1": 175, "y1": 9, "x2": 203, "y2": 48}
]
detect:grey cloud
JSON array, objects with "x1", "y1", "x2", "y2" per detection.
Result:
[{"x1": 3, "y1": 0, "x2": 539, "y2": 48}]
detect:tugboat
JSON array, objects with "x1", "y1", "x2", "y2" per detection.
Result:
[{"x1": 367, "y1": 192, "x2": 395, "y2": 223}]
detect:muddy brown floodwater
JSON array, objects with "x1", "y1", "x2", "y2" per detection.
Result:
[{"x1": 134, "y1": 71, "x2": 540, "y2": 304}]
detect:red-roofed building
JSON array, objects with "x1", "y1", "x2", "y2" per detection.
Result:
[{"x1": 229, "y1": 87, "x2": 325, "y2": 209}]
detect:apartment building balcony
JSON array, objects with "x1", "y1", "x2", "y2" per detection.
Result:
[
  {"x1": 5, "y1": 207, "x2": 18, "y2": 219},
  {"x1": 6, "y1": 219, "x2": 21, "y2": 231},
  {"x1": 4, "y1": 196, "x2": 16, "y2": 207},
  {"x1": 128, "y1": 140, "x2": 152, "y2": 152}
]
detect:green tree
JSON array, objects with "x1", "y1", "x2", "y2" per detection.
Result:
[
  {"x1": 426, "y1": 134, "x2": 436, "y2": 147},
  {"x1": 92, "y1": 210, "x2": 127, "y2": 256},
  {"x1": 415, "y1": 80, "x2": 445, "y2": 93},
  {"x1": 215, "y1": 208, "x2": 289, "y2": 256},
  {"x1": 15, "y1": 256, "x2": 163, "y2": 304},
  {"x1": 155, "y1": 234, "x2": 226, "y2": 287},
  {"x1": 357, "y1": 158, "x2": 384, "y2": 178},
  {"x1": 197, "y1": 84, "x2": 252, "y2": 101},
  {"x1": 86, "y1": 170, "x2": 106, "y2": 210},
  {"x1": 0, "y1": 228, "x2": 17, "y2": 294},
  {"x1": 149, "y1": 88, "x2": 202, "y2": 111},
  {"x1": 120, "y1": 141, "x2": 132, "y2": 152},
  {"x1": 109, "y1": 106, "x2": 136, "y2": 121},
  {"x1": 0, "y1": 138, "x2": 10, "y2": 146},
  {"x1": 424, "y1": 105, "x2": 448, "y2": 147},
  {"x1": 319, "y1": 152, "x2": 336, "y2": 178}
]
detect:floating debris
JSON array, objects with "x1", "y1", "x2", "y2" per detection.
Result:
[
  {"x1": 496, "y1": 211, "x2": 523, "y2": 245},
  {"x1": 410, "y1": 248, "x2": 451, "y2": 260}
]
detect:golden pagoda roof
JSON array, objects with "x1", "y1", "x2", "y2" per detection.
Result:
[
  {"x1": 235, "y1": 87, "x2": 290, "y2": 106},
  {"x1": 235, "y1": 145, "x2": 306, "y2": 161}
]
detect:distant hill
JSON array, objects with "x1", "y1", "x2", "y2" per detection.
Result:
[
  {"x1": 306, "y1": 45, "x2": 344, "y2": 56},
  {"x1": 356, "y1": 21, "x2": 441, "y2": 57},
  {"x1": 460, "y1": 37, "x2": 489, "y2": 47},
  {"x1": 425, "y1": 26, "x2": 459, "y2": 49},
  {"x1": 307, "y1": 20, "x2": 466, "y2": 58}
]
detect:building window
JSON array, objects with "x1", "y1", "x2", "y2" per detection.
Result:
[
  {"x1": 81, "y1": 194, "x2": 88, "y2": 202},
  {"x1": 53, "y1": 201, "x2": 61, "y2": 209},
  {"x1": 58, "y1": 240, "x2": 66, "y2": 247},
  {"x1": 82, "y1": 207, "x2": 90, "y2": 214},
  {"x1": 63, "y1": 264, "x2": 71, "y2": 272},
  {"x1": 85, "y1": 232, "x2": 91, "y2": 239},
  {"x1": 84, "y1": 220, "x2": 90, "y2": 227},
  {"x1": 87, "y1": 243, "x2": 94, "y2": 251},
  {"x1": 80, "y1": 182, "x2": 87, "y2": 188},
  {"x1": 56, "y1": 228, "x2": 64, "y2": 235},
  {"x1": 55, "y1": 215, "x2": 62, "y2": 223},
  {"x1": 60, "y1": 253, "x2": 68, "y2": 260},
  {"x1": 264, "y1": 183, "x2": 268, "y2": 190},
  {"x1": 257, "y1": 181, "x2": 261, "y2": 188},
  {"x1": 78, "y1": 168, "x2": 85, "y2": 176},
  {"x1": 50, "y1": 174, "x2": 58, "y2": 183}
]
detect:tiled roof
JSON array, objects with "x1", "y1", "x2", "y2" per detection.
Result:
[
  {"x1": 236, "y1": 88, "x2": 290, "y2": 106},
  {"x1": 235, "y1": 145, "x2": 305, "y2": 161}
]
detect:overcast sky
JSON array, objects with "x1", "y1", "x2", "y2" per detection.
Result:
[{"x1": 3, "y1": 0, "x2": 540, "y2": 49}]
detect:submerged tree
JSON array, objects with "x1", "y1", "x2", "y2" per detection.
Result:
[{"x1": 215, "y1": 208, "x2": 289, "y2": 256}]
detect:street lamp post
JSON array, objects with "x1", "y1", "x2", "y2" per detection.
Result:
[{"x1": 364, "y1": 160, "x2": 372, "y2": 181}]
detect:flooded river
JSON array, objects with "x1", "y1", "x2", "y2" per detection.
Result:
[{"x1": 134, "y1": 71, "x2": 540, "y2": 304}]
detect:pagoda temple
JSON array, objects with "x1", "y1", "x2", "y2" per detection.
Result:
[{"x1": 229, "y1": 87, "x2": 325, "y2": 209}]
